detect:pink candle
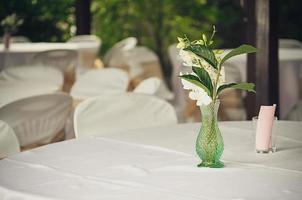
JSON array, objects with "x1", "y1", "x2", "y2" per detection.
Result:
[{"x1": 255, "y1": 104, "x2": 276, "y2": 151}]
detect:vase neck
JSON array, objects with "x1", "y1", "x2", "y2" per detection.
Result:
[{"x1": 200, "y1": 100, "x2": 220, "y2": 119}]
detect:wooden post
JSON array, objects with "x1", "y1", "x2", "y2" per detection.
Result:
[
  {"x1": 243, "y1": 0, "x2": 279, "y2": 119},
  {"x1": 75, "y1": 0, "x2": 91, "y2": 35},
  {"x1": 242, "y1": 0, "x2": 257, "y2": 119}
]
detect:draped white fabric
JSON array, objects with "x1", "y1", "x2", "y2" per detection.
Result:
[
  {"x1": 133, "y1": 77, "x2": 161, "y2": 95},
  {"x1": 0, "y1": 82, "x2": 61, "y2": 108},
  {"x1": 70, "y1": 68, "x2": 129, "y2": 99},
  {"x1": 0, "y1": 65, "x2": 64, "y2": 107},
  {"x1": 0, "y1": 93, "x2": 72, "y2": 147},
  {"x1": 0, "y1": 42, "x2": 100, "y2": 76},
  {"x1": 103, "y1": 37, "x2": 137, "y2": 68},
  {"x1": 0, "y1": 65, "x2": 63, "y2": 87},
  {"x1": 0, "y1": 121, "x2": 301, "y2": 199},
  {"x1": 133, "y1": 77, "x2": 174, "y2": 101},
  {"x1": 30, "y1": 49, "x2": 78, "y2": 73},
  {"x1": 74, "y1": 93, "x2": 177, "y2": 138},
  {"x1": 0, "y1": 120, "x2": 20, "y2": 158}
]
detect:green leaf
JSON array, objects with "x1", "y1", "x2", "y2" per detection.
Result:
[
  {"x1": 220, "y1": 44, "x2": 257, "y2": 66},
  {"x1": 184, "y1": 44, "x2": 218, "y2": 69},
  {"x1": 217, "y1": 82, "x2": 256, "y2": 95},
  {"x1": 179, "y1": 74, "x2": 212, "y2": 98},
  {"x1": 192, "y1": 66, "x2": 213, "y2": 96}
]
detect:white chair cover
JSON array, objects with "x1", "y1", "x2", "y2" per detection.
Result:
[
  {"x1": 126, "y1": 46, "x2": 174, "y2": 100},
  {"x1": 279, "y1": 39, "x2": 302, "y2": 49},
  {"x1": 125, "y1": 46, "x2": 161, "y2": 78},
  {"x1": 103, "y1": 37, "x2": 137, "y2": 67},
  {"x1": 70, "y1": 68, "x2": 129, "y2": 99},
  {"x1": 68, "y1": 35, "x2": 102, "y2": 78},
  {"x1": 0, "y1": 120, "x2": 20, "y2": 158},
  {"x1": 74, "y1": 93, "x2": 177, "y2": 138},
  {"x1": 0, "y1": 93, "x2": 72, "y2": 147},
  {"x1": 128, "y1": 46, "x2": 158, "y2": 63},
  {"x1": 133, "y1": 77, "x2": 161, "y2": 94},
  {"x1": 168, "y1": 44, "x2": 191, "y2": 121},
  {"x1": 0, "y1": 81, "x2": 61, "y2": 108},
  {"x1": 31, "y1": 49, "x2": 78, "y2": 73},
  {"x1": 0, "y1": 65, "x2": 64, "y2": 88},
  {"x1": 285, "y1": 101, "x2": 302, "y2": 121},
  {"x1": 0, "y1": 66, "x2": 63, "y2": 106},
  {"x1": 134, "y1": 76, "x2": 174, "y2": 100},
  {"x1": 223, "y1": 62, "x2": 242, "y2": 83}
]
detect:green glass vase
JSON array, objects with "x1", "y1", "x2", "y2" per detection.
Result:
[{"x1": 196, "y1": 100, "x2": 224, "y2": 168}]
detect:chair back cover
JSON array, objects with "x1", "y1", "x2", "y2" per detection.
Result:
[
  {"x1": 285, "y1": 101, "x2": 302, "y2": 121},
  {"x1": 103, "y1": 37, "x2": 137, "y2": 67},
  {"x1": 31, "y1": 49, "x2": 78, "y2": 73},
  {"x1": 0, "y1": 65, "x2": 63, "y2": 87},
  {"x1": 126, "y1": 46, "x2": 163, "y2": 78},
  {"x1": 70, "y1": 68, "x2": 129, "y2": 99},
  {"x1": 0, "y1": 93, "x2": 72, "y2": 147},
  {"x1": 0, "y1": 81, "x2": 61, "y2": 108},
  {"x1": 223, "y1": 63, "x2": 242, "y2": 83},
  {"x1": 279, "y1": 39, "x2": 302, "y2": 49},
  {"x1": 133, "y1": 77, "x2": 161, "y2": 94},
  {"x1": 0, "y1": 120, "x2": 20, "y2": 158},
  {"x1": 133, "y1": 77, "x2": 174, "y2": 100},
  {"x1": 168, "y1": 44, "x2": 191, "y2": 121},
  {"x1": 74, "y1": 93, "x2": 177, "y2": 138}
]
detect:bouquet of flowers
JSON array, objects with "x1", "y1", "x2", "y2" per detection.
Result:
[{"x1": 178, "y1": 26, "x2": 257, "y2": 106}]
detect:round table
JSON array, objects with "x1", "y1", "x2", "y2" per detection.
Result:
[{"x1": 0, "y1": 121, "x2": 301, "y2": 199}]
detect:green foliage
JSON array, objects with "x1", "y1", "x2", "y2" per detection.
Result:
[
  {"x1": 185, "y1": 44, "x2": 218, "y2": 69},
  {"x1": 217, "y1": 82, "x2": 255, "y2": 95},
  {"x1": 192, "y1": 66, "x2": 213, "y2": 95},
  {"x1": 0, "y1": 0, "x2": 75, "y2": 42},
  {"x1": 92, "y1": 0, "x2": 245, "y2": 75},
  {"x1": 178, "y1": 28, "x2": 256, "y2": 100},
  {"x1": 220, "y1": 44, "x2": 257, "y2": 66},
  {"x1": 179, "y1": 74, "x2": 211, "y2": 97}
]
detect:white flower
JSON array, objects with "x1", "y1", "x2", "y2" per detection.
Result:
[
  {"x1": 179, "y1": 50, "x2": 199, "y2": 67},
  {"x1": 176, "y1": 37, "x2": 186, "y2": 49},
  {"x1": 218, "y1": 66, "x2": 225, "y2": 87},
  {"x1": 180, "y1": 75, "x2": 212, "y2": 106},
  {"x1": 176, "y1": 42, "x2": 185, "y2": 49},
  {"x1": 176, "y1": 37, "x2": 189, "y2": 49},
  {"x1": 189, "y1": 90, "x2": 212, "y2": 106}
]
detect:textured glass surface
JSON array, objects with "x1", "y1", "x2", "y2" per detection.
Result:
[{"x1": 196, "y1": 100, "x2": 224, "y2": 168}]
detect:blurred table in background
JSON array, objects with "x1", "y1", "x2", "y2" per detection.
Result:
[
  {"x1": 0, "y1": 42, "x2": 100, "y2": 76},
  {"x1": 224, "y1": 48, "x2": 302, "y2": 118}
]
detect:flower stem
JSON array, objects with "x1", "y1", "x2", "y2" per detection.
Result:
[{"x1": 212, "y1": 63, "x2": 222, "y2": 101}]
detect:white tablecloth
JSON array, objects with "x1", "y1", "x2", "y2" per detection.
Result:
[
  {"x1": 224, "y1": 48, "x2": 302, "y2": 118},
  {"x1": 0, "y1": 42, "x2": 100, "y2": 76},
  {"x1": 0, "y1": 121, "x2": 301, "y2": 200}
]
